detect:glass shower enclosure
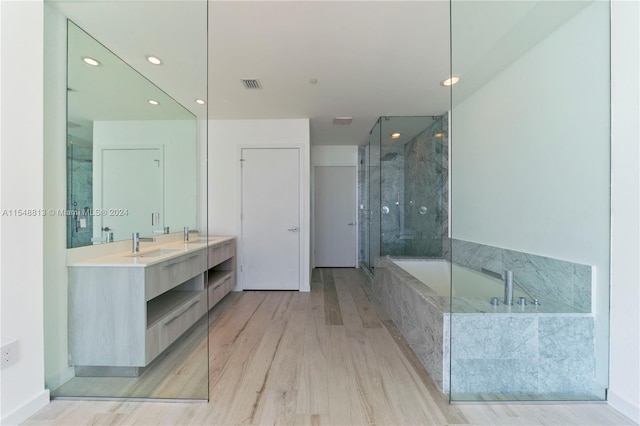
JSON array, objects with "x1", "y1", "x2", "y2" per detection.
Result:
[{"x1": 359, "y1": 115, "x2": 448, "y2": 271}]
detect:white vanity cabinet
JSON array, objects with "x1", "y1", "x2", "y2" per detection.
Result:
[
  {"x1": 68, "y1": 237, "x2": 236, "y2": 375},
  {"x1": 207, "y1": 239, "x2": 236, "y2": 307},
  {"x1": 68, "y1": 248, "x2": 207, "y2": 374}
]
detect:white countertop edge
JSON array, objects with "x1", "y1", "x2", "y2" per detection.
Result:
[{"x1": 67, "y1": 235, "x2": 235, "y2": 267}]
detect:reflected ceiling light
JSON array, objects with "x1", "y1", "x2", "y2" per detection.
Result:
[
  {"x1": 434, "y1": 132, "x2": 444, "y2": 138},
  {"x1": 82, "y1": 56, "x2": 100, "y2": 66},
  {"x1": 146, "y1": 55, "x2": 163, "y2": 65},
  {"x1": 441, "y1": 76, "x2": 460, "y2": 87},
  {"x1": 148, "y1": 99, "x2": 160, "y2": 105},
  {"x1": 195, "y1": 99, "x2": 206, "y2": 105},
  {"x1": 391, "y1": 133, "x2": 401, "y2": 139}
]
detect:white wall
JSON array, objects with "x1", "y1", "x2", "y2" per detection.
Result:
[
  {"x1": 208, "y1": 119, "x2": 311, "y2": 291},
  {"x1": 609, "y1": 1, "x2": 640, "y2": 422},
  {"x1": 311, "y1": 145, "x2": 359, "y2": 166},
  {"x1": 0, "y1": 1, "x2": 50, "y2": 424},
  {"x1": 451, "y1": 2, "x2": 611, "y2": 391}
]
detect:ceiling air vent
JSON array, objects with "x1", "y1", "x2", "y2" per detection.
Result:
[
  {"x1": 333, "y1": 117, "x2": 353, "y2": 125},
  {"x1": 241, "y1": 79, "x2": 262, "y2": 89}
]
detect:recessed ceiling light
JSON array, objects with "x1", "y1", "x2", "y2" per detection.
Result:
[
  {"x1": 309, "y1": 78, "x2": 318, "y2": 85},
  {"x1": 333, "y1": 117, "x2": 353, "y2": 125},
  {"x1": 146, "y1": 55, "x2": 162, "y2": 65},
  {"x1": 391, "y1": 133, "x2": 401, "y2": 139},
  {"x1": 441, "y1": 76, "x2": 460, "y2": 87},
  {"x1": 82, "y1": 56, "x2": 100, "y2": 66},
  {"x1": 148, "y1": 99, "x2": 159, "y2": 105},
  {"x1": 195, "y1": 99, "x2": 206, "y2": 105}
]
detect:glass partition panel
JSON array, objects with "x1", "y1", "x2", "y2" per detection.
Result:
[
  {"x1": 450, "y1": 0, "x2": 610, "y2": 401},
  {"x1": 44, "y1": 0, "x2": 208, "y2": 401},
  {"x1": 369, "y1": 119, "x2": 382, "y2": 271}
]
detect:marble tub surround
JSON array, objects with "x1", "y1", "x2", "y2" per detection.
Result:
[
  {"x1": 374, "y1": 257, "x2": 449, "y2": 390},
  {"x1": 450, "y1": 314, "x2": 595, "y2": 396},
  {"x1": 452, "y1": 239, "x2": 593, "y2": 313},
  {"x1": 373, "y1": 256, "x2": 596, "y2": 395}
]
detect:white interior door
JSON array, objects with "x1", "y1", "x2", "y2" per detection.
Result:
[
  {"x1": 314, "y1": 166, "x2": 357, "y2": 267},
  {"x1": 101, "y1": 148, "x2": 163, "y2": 241},
  {"x1": 241, "y1": 148, "x2": 300, "y2": 290}
]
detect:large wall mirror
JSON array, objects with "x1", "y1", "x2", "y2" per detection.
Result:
[{"x1": 67, "y1": 21, "x2": 197, "y2": 248}]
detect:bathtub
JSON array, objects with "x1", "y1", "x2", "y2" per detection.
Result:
[
  {"x1": 392, "y1": 259, "x2": 528, "y2": 299},
  {"x1": 373, "y1": 257, "x2": 595, "y2": 396}
]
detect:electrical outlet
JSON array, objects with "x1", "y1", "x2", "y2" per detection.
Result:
[{"x1": 1, "y1": 340, "x2": 19, "y2": 369}]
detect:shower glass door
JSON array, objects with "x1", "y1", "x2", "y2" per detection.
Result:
[
  {"x1": 450, "y1": 0, "x2": 611, "y2": 401},
  {"x1": 368, "y1": 119, "x2": 382, "y2": 271}
]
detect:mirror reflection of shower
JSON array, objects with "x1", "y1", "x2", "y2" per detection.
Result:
[{"x1": 359, "y1": 114, "x2": 449, "y2": 271}]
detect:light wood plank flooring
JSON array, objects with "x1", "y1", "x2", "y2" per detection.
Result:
[{"x1": 25, "y1": 268, "x2": 635, "y2": 425}]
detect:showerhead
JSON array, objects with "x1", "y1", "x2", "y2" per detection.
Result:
[{"x1": 381, "y1": 152, "x2": 398, "y2": 161}]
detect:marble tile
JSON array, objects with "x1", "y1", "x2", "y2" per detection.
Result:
[
  {"x1": 450, "y1": 239, "x2": 593, "y2": 313},
  {"x1": 451, "y1": 359, "x2": 539, "y2": 394},
  {"x1": 451, "y1": 315, "x2": 538, "y2": 360},
  {"x1": 451, "y1": 239, "x2": 503, "y2": 275},
  {"x1": 538, "y1": 358, "x2": 594, "y2": 394},
  {"x1": 539, "y1": 316, "x2": 594, "y2": 359},
  {"x1": 503, "y1": 249, "x2": 574, "y2": 309},
  {"x1": 572, "y1": 263, "x2": 592, "y2": 313}
]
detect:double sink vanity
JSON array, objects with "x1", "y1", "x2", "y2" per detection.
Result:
[{"x1": 68, "y1": 235, "x2": 236, "y2": 377}]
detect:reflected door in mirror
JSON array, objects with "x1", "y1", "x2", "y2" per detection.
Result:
[{"x1": 99, "y1": 147, "x2": 163, "y2": 241}]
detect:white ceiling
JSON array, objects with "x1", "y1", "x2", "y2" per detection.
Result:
[
  {"x1": 51, "y1": 0, "x2": 589, "y2": 147},
  {"x1": 209, "y1": 1, "x2": 451, "y2": 146}
]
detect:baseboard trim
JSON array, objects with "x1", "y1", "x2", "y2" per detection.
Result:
[
  {"x1": 608, "y1": 389, "x2": 640, "y2": 424},
  {"x1": 1, "y1": 389, "x2": 50, "y2": 426}
]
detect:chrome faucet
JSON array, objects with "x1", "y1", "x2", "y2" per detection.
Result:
[
  {"x1": 504, "y1": 270, "x2": 514, "y2": 306},
  {"x1": 132, "y1": 232, "x2": 155, "y2": 253},
  {"x1": 184, "y1": 226, "x2": 199, "y2": 242}
]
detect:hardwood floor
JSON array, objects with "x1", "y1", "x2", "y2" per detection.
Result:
[{"x1": 25, "y1": 268, "x2": 634, "y2": 425}]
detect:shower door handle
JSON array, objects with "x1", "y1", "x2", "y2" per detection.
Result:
[{"x1": 288, "y1": 227, "x2": 299, "y2": 232}]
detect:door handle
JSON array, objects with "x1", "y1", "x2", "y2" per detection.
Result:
[
  {"x1": 347, "y1": 222, "x2": 355, "y2": 226},
  {"x1": 288, "y1": 227, "x2": 299, "y2": 232}
]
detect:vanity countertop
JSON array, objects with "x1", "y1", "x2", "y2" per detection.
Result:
[{"x1": 68, "y1": 236, "x2": 235, "y2": 267}]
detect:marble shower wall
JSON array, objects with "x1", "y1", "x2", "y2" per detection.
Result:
[
  {"x1": 403, "y1": 114, "x2": 448, "y2": 257},
  {"x1": 67, "y1": 143, "x2": 93, "y2": 248},
  {"x1": 359, "y1": 114, "x2": 449, "y2": 265},
  {"x1": 451, "y1": 239, "x2": 592, "y2": 312},
  {"x1": 380, "y1": 146, "x2": 405, "y2": 255}
]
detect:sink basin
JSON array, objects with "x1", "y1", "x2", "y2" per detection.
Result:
[
  {"x1": 129, "y1": 248, "x2": 180, "y2": 258},
  {"x1": 186, "y1": 237, "x2": 220, "y2": 244}
]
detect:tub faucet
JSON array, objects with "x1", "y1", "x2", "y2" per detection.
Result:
[
  {"x1": 132, "y1": 232, "x2": 155, "y2": 253},
  {"x1": 504, "y1": 270, "x2": 514, "y2": 306}
]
